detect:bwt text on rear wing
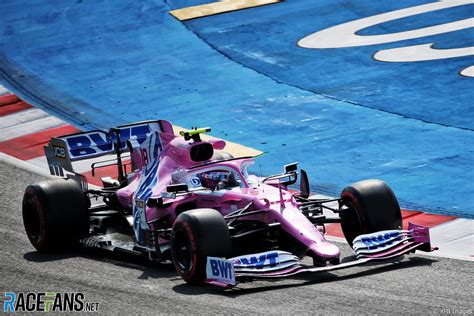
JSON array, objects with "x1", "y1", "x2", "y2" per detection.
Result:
[{"x1": 44, "y1": 120, "x2": 173, "y2": 183}]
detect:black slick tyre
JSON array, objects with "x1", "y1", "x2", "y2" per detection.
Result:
[
  {"x1": 22, "y1": 179, "x2": 89, "y2": 252},
  {"x1": 170, "y1": 208, "x2": 231, "y2": 284},
  {"x1": 340, "y1": 179, "x2": 402, "y2": 246}
]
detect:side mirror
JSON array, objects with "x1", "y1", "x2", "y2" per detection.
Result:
[
  {"x1": 166, "y1": 183, "x2": 189, "y2": 193},
  {"x1": 284, "y1": 162, "x2": 298, "y2": 173},
  {"x1": 299, "y1": 169, "x2": 310, "y2": 198},
  {"x1": 147, "y1": 194, "x2": 175, "y2": 208},
  {"x1": 147, "y1": 197, "x2": 164, "y2": 208}
]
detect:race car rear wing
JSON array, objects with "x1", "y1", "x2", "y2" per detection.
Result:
[{"x1": 44, "y1": 120, "x2": 173, "y2": 179}]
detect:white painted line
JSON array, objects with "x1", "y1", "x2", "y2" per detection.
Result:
[
  {"x1": 0, "y1": 86, "x2": 9, "y2": 96},
  {"x1": 0, "y1": 116, "x2": 66, "y2": 141},
  {"x1": 460, "y1": 65, "x2": 474, "y2": 78},
  {"x1": 428, "y1": 218, "x2": 474, "y2": 260},
  {"x1": 0, "y1": 108, "x2": 49, "y2": 128},
  {"x1": 374, "y1": 43, "x2": 473, "y2": 62}
]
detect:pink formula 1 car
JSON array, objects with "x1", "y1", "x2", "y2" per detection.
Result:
[{"x1": 22, "y1": 120, "x2": 436, "y2": 286}]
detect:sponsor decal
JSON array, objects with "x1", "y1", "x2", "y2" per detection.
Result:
[
  {"x1": 206, "y1": 257, "x2": 236, "y2": 285},
  {"x1": 64, "y1": 124, "x2": 151, "y2": 159},
  {"x1": 231, "y1": 251, "x2": 299, "y2": 272},
  {"x1": 135, "y1": 199, "x2": 145, "y2": 209},
  {"x1": 52, "y1": 145, "x2": 66, "y2": 159},
  {"x1": 189, "y1": 177, "x2": 201, "y2": 188},
  {"x1": 2, "y1": 292, "x2": 99, "y2": 313},
  {"x1": 234, "y1": 251, "x2": 279, "y2": 269},
  {"x1": 132, "y1": 132, "x2": 163, "y2": 243},
  {"x1": 353, "y1": 230, "x2": 405, "y2": 251}
]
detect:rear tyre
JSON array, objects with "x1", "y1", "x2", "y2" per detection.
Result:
[
  {"x1": 22, "y1": 179, "x2": 89, "y2": 252},
  {"x1": 339, "y1": 179, "x2": 402, "y2": 246},
  {"x1": 171, "y1": 208, "x2": 231, "y2": 284}
]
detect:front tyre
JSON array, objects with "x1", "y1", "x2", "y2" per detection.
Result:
[
  {"x1": 340, "y1": 179, "x2": 402, "y2": 246},
  {"x1": 22, "y1": 179, "x2": 89, "y2": 252},
  {"x1": 171, "y1": 209, "x2": 231, "y2": 284}
]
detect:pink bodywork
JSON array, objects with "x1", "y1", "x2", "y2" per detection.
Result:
[{"x1": 116, "y1": 123, "x2": 340, "y2": 260}]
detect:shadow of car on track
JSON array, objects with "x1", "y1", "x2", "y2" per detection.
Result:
[
  {"x1": 23, "y1": 248, "x2": 437, "y2": 295},
  {"x1": 171, "y1": 256, "x2": 437, "y2": 296},
  {"x1": 23, "y1": 250, "x2": 80, "y2": 263},
  {"x1": 23, "y1": 247, "x2": 178, "y2": 281}
]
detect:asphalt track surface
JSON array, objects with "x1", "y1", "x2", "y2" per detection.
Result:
[{"x1": 1, "y1": 162, "x2": 473, "y2": 314}]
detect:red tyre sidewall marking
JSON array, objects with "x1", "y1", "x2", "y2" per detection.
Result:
[
  {"x1": 31, "y1": 191, "x2": 47, "y2": 249},
  {"x1": 173, "y1": 220, "x2": 198, "y2": 280}
]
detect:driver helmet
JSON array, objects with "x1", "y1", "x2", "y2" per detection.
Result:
[{"x1": 197, "y1": 170, "x2": 238, "y2": 190}]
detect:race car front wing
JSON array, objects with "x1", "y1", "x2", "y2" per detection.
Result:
[{"x1": 205, "y1": 223, "x2": 437, "y2": 287}]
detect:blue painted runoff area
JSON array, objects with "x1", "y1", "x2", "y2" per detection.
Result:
[{"x1": 0, "y1": 0, "x2": 473, "y2": 217}]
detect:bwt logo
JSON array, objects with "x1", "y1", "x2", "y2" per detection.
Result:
[
  {"x1": 361, "y1": 231, "x2": 401, "y2": 249},
  {"x1": 234, "y1": 252, "x2": 279, "y2": 269},
  {"x1": 209, "y1": 259, "x2": 234, "y2": 279},
  {"x1": 65, "y1": 125, "x2": 150, "y2": 158}
]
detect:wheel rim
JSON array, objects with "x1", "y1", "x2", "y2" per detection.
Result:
[
  {"x1": 23, "y1": 200, "x2": 41, "y2": 243},
  {"x1": 341, "y1": 200, "x2": 364, "y2": 244},
  {"x1": 173, "y1": 230, "x2": 193, "y2": 273}
]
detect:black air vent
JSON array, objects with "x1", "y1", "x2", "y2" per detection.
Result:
[{"x1": 190, "y1": 142, "x2": 214, "y2": 162}]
